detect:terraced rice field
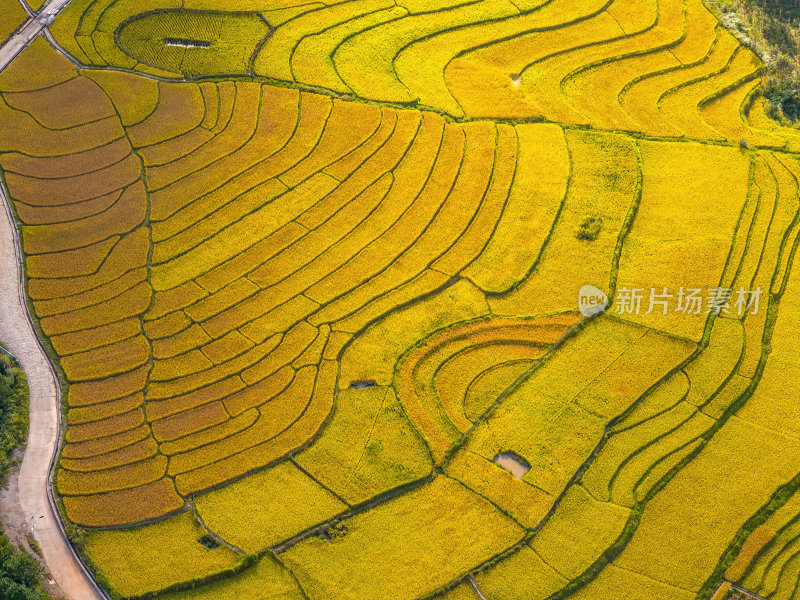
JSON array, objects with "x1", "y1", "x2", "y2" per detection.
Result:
[{"x1": 3, "y1": 0, "x2": 800, "y2": 599}]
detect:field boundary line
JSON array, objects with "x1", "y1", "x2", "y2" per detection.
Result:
[{"x1": 0, "y1": 173, "x2": 109, "y2": 598}]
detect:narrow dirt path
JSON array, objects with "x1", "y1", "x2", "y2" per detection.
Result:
[
  {"x1": 469, "y1": 575, "x2": 490, "y2": 600},
  {"x1": 0, "y1": 182, "x2": 107, "y2": 599}
]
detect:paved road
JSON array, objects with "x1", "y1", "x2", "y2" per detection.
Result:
[
  {"x1": 0, "y1": 0, "x2": 74, "y2": 72},
  {"x1": 0, "y1": 157, "x2": 106, "y2": 598},
  {"x1": 0, "y1": 4, "x2": 107, "y2": 599}
]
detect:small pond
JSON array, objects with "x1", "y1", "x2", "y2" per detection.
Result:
[{"x1": 493, "y1": 451, "x2": 531, "y2": 480}]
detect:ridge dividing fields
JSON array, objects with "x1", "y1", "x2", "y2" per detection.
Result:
[{"x1": 5, "y1": 1, "x2": 800, "y2": 600}]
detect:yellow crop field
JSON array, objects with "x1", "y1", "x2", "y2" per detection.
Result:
[
  {"x1": 609, "y1": 417, "x2": 800, "y2": 592},
  {"x1": 475, "y1": 545, "x2": 568, "y2": 600},
  {"x1": 254, "y1": 0, "x2": 397, "y2": 82},
  {"x1": 738, "y1": 493, "x2": 800, "y2": 596},
  {"x1": 84, "y1": 512, "x2": 239, "y2": 598},
  {"x1": 157, "y1": 554, "x2": 305, "y2": 600},
  {"x1": 7, "y1": 2, "x2": 800, "y2": 599},
  {"x1": 531, "y1": 485, "x2": 630, "y2": 579},
  {"x1": 0, "y1": 0, "x2": 26, "y2": 46},
  {"x1": 622, "y1": 28, "x2": 733, "y2": 136},
  {"x1": 60, "y1": 426, "x2": 146, "y2": 459},
  {"x1": 659, "y1": 46, "x2": 763, "y2": 139},
  {"x1": 446, "y1": 448, "x2": 554, "y2": 527},
  {"x1": 452, "y1": 317, "x2": 692, "y2": 498},
  {"x1": 558, "y1": 0, "x2": 689, "y2": 131},
  {"x1": 462, "y1": 123, "x2": 569, "y2": 294},
  {"x1": 490, "y1": 129, "x2": 639, "y2": 317},
  {"x1": 63, "y1": 478, "x2": 185, "y2": 527},
  {"x1": 683, "y1": 317, "x2": 744, "y2": 406},
  {"x1": 616, "y1": 140, "x2": 750, "y2": 341},
  {"x1": 292, "y1": 7, "x2": 408, "y2": 95},
  {"x1": 734, "y1": 216, "x2": 800, "y2": 438},
  {"x1": 444, "y1": 4, "x2": 620, "y2": 119},
  {"x1": 282, "y1": 477, "x2": 524, "y2": 600},
  {"x1": 570, "y1": 563, "x2": 696, "y2": 600},
  {"x1": 395, "y1": 314, "x2": 578, "y2": 461},
  {"x1": 194, "y1": 461, "x2": 347, "y2": 552},
  {"x1": 60, "y1": 437, "x2": 158, "y2": 473}
]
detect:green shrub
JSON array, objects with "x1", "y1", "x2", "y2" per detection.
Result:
[
  {"x1": 0, "y1": 352, "x2": 28, "y2": 485},
  {"x1": 0, "y1": 531, "x2": 46, "y2": 600},
  {"x1": 0, "y1": 351, "x2": 50, "y2": 599},
  {"x1": 709, "y1": 0, "x2": 800, "y2": 123},
  {"x1": 575, "y1": 216, "x2": 603, "y2": 241}
]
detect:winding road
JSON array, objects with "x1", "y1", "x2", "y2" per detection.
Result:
[
  {"x1": 0, "y1": 2, "x2": 108, "y2": 599},
  {"x1": 0, "y1": 184, "x2": 106, "y2": 600}
]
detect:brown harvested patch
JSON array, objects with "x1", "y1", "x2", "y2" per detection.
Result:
[
  {"x1": 67, "y1": 364, "x2": 150, "y2": 407},
  {"x1": 21, "y1": 181, "x2": 146, "y2": 253},
  {"x1": 27, "y1": 228, "x2": 149, "y2": 299},
  {"x1": 26, "y1": 235, "x2": 119, "y2": 279},
  {"x1": 57, "y1": 455, "x2": 167, "y2": 495},
  {"x1": 0, "y1": 137, "x2": 130, "y2": 179},
  {"x1": 0, "y1": 38, "x2": 77, "y2": 93},
  {"x1": 13, "y1": 188, "x2": 122, "y2": 225},
  {"x1": 60, "y1": 437, "x2": 158, "y2": 472},
  {"x1": 67, "y1": 393, "x2": 144, "y2": 426},
  {"x1": 5, "y1": 153, "x2": 141, "y2": 206},
  {"x1": 60, "y1": 335, "x2": 151, "y2": 382},
  {"x1": 2, "y1": 75, "x2": 115, "y2": 129},
  {"x1": 62, "y1": 478, "x2": 184, "y2": 527}
]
